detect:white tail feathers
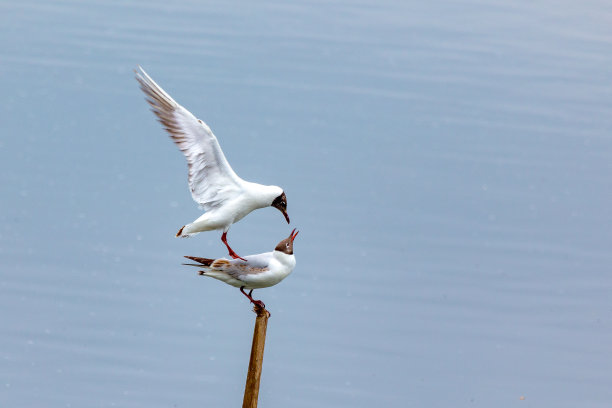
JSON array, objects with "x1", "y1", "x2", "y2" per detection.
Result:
[{"x1": 176, "y1": 224, "x2": 200, "y2": 238}]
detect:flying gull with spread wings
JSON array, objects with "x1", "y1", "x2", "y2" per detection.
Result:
[{"x1": 135, "y1": 66, "x2": 290, "y2": 260}]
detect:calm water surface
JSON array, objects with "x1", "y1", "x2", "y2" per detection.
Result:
[{"x1": 1, "y1": 1, "x2": 611, "y2": 407}]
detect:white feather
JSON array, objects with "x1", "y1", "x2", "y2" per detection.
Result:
[
  {"x1": 135, "y1": 66, "x2": 244, "y2": 211},
  {"x1": 135, "y1": 66, "x2": 287, "y2": 242}
]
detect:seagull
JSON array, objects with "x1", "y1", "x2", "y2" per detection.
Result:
[
  {"x1": 184, "y1": 229, "x2": 299, "y2": 308},
  {"x1": 135, "y1": 66, "x2": 290, "y2": 261}
]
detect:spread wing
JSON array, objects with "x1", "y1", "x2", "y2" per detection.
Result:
[{"x1": 135, "y1": 66, "x2": 244, "y2": 210}]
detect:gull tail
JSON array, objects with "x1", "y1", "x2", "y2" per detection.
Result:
[
  {"x1": 176, "y1": 224, "x2": 200, "y2": 238},
  {"x1": 183, "y1": 255, "x2": 215, "y2": 276}
]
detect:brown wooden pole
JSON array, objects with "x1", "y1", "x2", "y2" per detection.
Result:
[{"x1": 242, "y1": 304, "x2": 271, "y2": 408}]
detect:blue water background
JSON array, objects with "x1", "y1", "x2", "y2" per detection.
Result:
[{"x1": 1, "y1": 1, "x2": 611, "y2": 407}]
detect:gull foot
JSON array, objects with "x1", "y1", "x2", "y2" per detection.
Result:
[
  {"x1": 253, "y1": 299, "x2": 266, "y2": 309},
  {"x1": 240, "y1": 287, "x2": 268, "y2": 313},
  {"x1": 229, "y1": 251, "x2": 247, "y2": 262}
]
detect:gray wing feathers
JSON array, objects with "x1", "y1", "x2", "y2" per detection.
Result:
[
  {"x1": 135, "y1": 66, "x2": 243, "y2": 210},
  {"x1": 236, "y1": 253, "x2": 273, "y2": 270},
  {"x1": 212, "y1": 252, "x2": 273, "y2": 279}
]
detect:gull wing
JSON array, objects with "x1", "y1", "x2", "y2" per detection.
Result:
[
  {"x1": 135, "y1": 66, "x2": 244, "y2": 210},
  {"x1": 210, "y1": 252, "x2": 273, "y2": 279}
]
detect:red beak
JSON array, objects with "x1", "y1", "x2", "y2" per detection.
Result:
[
  {"x1": 289, "y1": 228, "x2": 299, "y2": 242},
  {"x1": 282, "y1": 210, "x2": 290, "y2": 224}
]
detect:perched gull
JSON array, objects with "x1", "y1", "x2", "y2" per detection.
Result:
[
  {"x1": 135, "y1": 66, "x2": 290, "y2": 260},
  {"x1": 184, "y1": 229, "x2": 299, "y2": 308}
]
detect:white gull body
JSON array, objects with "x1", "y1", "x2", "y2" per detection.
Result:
[
  {"x1": 135, "y1": 66, "x2": 290, "y2": 259},
  {"x1": 198, "y1": 250, "x2": 296, "y2": 290},
  {"x1": 184, "y1": 229, "x2": 299, "y2": 306}
]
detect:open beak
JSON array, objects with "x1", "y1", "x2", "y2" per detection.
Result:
[
  {"x1": 289, "y1": 228, "x2": 299, "y2": 242},
  {"x1": 282, "y1": 210, "x2": 290, "y2": 224}
]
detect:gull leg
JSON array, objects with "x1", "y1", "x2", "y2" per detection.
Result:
[
  {"x1": 221, "y1": 232, "x2": 247, "y2": 261},
  {"x1": 240, "y1": 286, "x2": 266, "y2": 309}
]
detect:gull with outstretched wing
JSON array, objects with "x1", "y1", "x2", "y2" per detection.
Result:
[{"x1": 135, "y1": 66, "x2": 290, "y2": 260}]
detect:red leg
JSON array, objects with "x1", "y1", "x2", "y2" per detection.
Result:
[
  {"x1": 240, "y1": 286, "x2": 266, "y2": 309},
  {"x1": 221, "y1": 232, "x2": 246, "y2": 261}
]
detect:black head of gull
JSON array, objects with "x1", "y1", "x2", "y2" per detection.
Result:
[{"x1": 271, "y1": 192, "x2": 290, "y2": 224}]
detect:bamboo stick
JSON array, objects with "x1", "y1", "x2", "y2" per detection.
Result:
[{"x1": 242, "y1": 304, "x2": 271, "y2": 408}]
